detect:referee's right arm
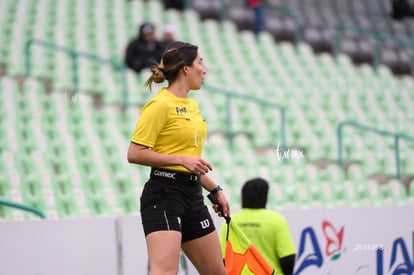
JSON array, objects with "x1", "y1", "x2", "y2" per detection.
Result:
[{"x1": 127, "y1": 143, "x2": 212, "y2": 175}]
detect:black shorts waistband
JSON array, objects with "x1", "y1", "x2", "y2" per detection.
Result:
[{"x1": 150, "y1": 168, "x2": 201, "y2": 185}]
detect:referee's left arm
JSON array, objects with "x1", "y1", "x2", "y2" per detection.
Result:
[{"x1": 201, "y1": 175, "x2": 230, "y2": 217}]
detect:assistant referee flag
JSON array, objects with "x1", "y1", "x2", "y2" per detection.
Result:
[{"x1": 224, "y1": 219, "x2": 274, "y2": 275}]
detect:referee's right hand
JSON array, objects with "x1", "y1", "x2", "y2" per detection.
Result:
[{"x1": 180, "y1": 156, "x2": 212, "y2": 175}]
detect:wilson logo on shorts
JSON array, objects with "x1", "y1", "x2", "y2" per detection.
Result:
[{"x1": 200, "y1": 219, "x2": 210, "y2": 229}]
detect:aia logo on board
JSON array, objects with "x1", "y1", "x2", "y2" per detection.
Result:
[
  {"x1": 323, "y1": 220, "x2": 345, "y2": 260},
  {"x1": 376, "y1": 232, "x2": 414, "y2": 275},
  {"x1": 294, "y1": 220, "x2": 345, "y2": 275}
]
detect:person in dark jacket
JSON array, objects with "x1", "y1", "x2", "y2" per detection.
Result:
[
  {"x1": 124, "y1": 23, "x2": 164, "y2": 73},
  {"x1": 391, "y1": 0, "x2": 414, "y2": 19}
]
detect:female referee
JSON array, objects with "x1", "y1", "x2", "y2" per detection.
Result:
[{"x1": 127, "y1": 41, "x2": 229, "y2": 275}]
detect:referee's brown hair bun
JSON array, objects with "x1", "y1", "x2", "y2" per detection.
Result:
[{"x1": 151, "y1": 66, "x2": 166, "y2": 83}]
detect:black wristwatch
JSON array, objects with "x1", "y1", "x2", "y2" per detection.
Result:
[{"x1": 210, "y1": 185, "x2": 223, "y2": 196}]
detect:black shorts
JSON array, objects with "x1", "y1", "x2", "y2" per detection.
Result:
[{"x1": 140, "y1": 169, "x2": 216, "y2": 243}]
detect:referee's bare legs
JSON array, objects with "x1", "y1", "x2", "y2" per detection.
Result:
[{"x1": 146, "y1": 231, "x2": 226, "y2": 275}]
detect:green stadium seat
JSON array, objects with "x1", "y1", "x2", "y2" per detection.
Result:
[
  {"x1": 377, "y1": 183, "x2": 396, "y2": 207},
  {"x1": 388, "y1": 179, "x2": 408, "y2": 205},
  {"x1": 408, "y1": 182, "x2": 414, "y2": 203}
]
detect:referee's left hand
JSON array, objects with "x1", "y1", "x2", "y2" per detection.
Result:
[{"x1": 213, "y1": 190, "x2": 230, "y2": 218}]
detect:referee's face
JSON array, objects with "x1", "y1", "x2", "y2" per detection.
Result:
[{"x1": 187, "y1": 52, "x2": 206, "y2": 90}]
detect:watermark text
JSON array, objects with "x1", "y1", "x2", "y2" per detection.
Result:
[
  {"x1": 64, "y1": 88, "x2": 92, "y2": 105},
  {"x1": 274, "y1": 143, "x2": 305, "y2": 161}
]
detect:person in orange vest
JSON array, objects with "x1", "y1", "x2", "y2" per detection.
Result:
[{"x1": 219, "y1": 178, "x2": 296, "y2": 275}]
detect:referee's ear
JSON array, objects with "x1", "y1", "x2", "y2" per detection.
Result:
[{"x1": 182, "y1": 65, "x2": 189, "y2": 76}]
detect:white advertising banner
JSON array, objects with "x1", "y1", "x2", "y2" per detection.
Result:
[
  {"x1": 0, "y1": 217, "x2": 119, "y2": 275},
  {"x1": 120, "y1": 205, "x2": 414, "y2": 275},
  {"x1": 280, "y1": 206, "x2": 414, "y2": 275},
  {"x1": 0, "y1": 205, "x2": 412, "y2": 275}
]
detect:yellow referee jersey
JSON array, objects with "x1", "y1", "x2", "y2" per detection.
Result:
[{"x1": 131, "y1": 88, "x2": 207, "y2": 172}]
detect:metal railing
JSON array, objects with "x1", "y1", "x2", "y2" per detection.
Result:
[
  {"x1": 0, "y1": 199, "x2": 46, "y2": 219},
  {"x1": 183, "y1": 0, "x2": 190, "y2": 9},
  {"x1": 24, "y1": 39, "x2": 129, "y2": 109},
  {"x1": 333, "y1": 24, "x2": 414, "y2": 73},
  {"x1": 337, "y1": 120, "x2": 414, "y2": 182},
  {"x1": 202, "y1": 83, "x2": 287, "y2": 157}
]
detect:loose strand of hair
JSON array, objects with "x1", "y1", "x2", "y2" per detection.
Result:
[{"x1": 144, "y1": 75, "x2": 155, "y2": 92}]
